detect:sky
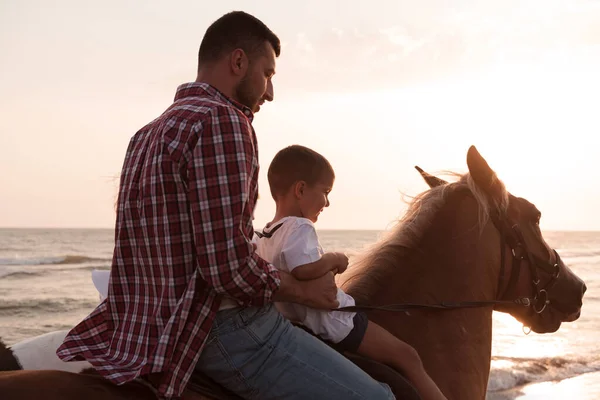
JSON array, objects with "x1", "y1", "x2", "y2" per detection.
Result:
[{"x1": 1, "y1": 0, "x2": 600, "y2": 231}]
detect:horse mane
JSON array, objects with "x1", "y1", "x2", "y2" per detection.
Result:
[{"x1": 342, "y1": 172, "x2": 509, "y2": 300}]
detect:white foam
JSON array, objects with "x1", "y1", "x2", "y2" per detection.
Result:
[{"x1": 487, "y1": 357, "x2": 600, "y2": 394}]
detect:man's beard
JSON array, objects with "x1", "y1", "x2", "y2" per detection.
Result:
[{"x1": 234, "y1": 72, "x2": 260, "y2": 112}]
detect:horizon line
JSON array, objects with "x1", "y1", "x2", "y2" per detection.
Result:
[{"x1": 1, "y1": 226, "x2": 599, "y2": 233}]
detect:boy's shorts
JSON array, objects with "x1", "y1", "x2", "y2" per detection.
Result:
[{"x1": 332, "y1": 311, "x2": 369, "y2": 352}]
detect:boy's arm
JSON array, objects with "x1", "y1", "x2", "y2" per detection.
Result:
[
  {"x1": 281, "y1": 222, "x2": 349, "y2": 281},
  {"x1": 291, "y1": 252, "x2": 348, "y2": 280}
]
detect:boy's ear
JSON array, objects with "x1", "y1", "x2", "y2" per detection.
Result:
[{"x1": 293, "y1": 181, "x2": 306, "y2": 199}]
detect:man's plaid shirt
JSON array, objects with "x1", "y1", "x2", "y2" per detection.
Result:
[{"x1": 56, "y1": 82, "x2": 281, "y2": 399}]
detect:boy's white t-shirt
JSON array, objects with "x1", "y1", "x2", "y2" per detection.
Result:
[{"x1": 254, "y1": 216, "x2": 356, "y2": 343}]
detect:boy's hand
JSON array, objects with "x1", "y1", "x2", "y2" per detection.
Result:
[
  {"x1": 333, "y1": 252, "x2": 349, "y2": 274},
  {"x1": 323, "y1": 252, "x2": 349, "y2": 274}
]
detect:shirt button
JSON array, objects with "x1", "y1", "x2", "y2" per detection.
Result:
[{"x1": 244, "y1": 110, "x2": 251, "y2": 116}]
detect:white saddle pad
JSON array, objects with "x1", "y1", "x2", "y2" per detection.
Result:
[{"x1": 91, "y1": 269, "x2": 110, "y2": 302}]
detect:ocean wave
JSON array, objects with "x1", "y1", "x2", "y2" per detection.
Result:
[
  {"x1": 488, "y1": 356, "x2": 600, "y2": 393},
  {"x1": 0, "y1": 254, "x2": 111, "y2": 266},
  {"x1": 0, "y1": 270, "x2": 43, "y2": 279},
  {"x1": 0, "y1": 264, "x2": 111, "y2": 280},
  {"x1": 0, "y1": 298, "x2": 99, "y2": 316},
  {"x1": 68, "y1": 265, "x2": 111, "y2": 272}
]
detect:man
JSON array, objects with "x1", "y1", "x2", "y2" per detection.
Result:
[{"x1": 57, "y1": 11, "x2": 394, "y2": 400}]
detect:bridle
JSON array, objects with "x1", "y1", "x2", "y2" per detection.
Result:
[
  {"x1": 335, "y1": 210, "x2": 563, "y2": 326},
  {"x1": 491, "y1": 213, "x2": 561, "y2": 315}
]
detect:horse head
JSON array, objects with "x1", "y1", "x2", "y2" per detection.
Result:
[{"x1": 417, "y1": 145, "x2": 586, "y2": 334}]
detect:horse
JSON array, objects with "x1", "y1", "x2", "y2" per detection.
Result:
[
  {"x1": 0, "y1": 145, "x2": 586, "y2": 400},
  {"x1": 338, "y1": 145, "x2": 586, "y2": 399}
]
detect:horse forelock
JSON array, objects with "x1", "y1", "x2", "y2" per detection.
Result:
[
  {"x1": 343, "y1": 171, "x2": 509, "y2": 298},
  {"x1": 0, "y1": 339, "x2": 23, "y2": 371}
]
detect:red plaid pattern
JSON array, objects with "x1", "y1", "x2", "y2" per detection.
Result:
[{"x1": 56, "y1": 82, "x2": 281, "y2": 399}]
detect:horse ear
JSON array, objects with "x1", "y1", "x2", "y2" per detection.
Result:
[
  {"x1": 414, "y1": 166, "x2": 448, "y2": 188},
  {"x1": 466, "y1": 145, "x2": 503, "y2": 200}
]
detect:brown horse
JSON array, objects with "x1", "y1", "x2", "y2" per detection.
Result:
[
  {"x1": 339, "y1": 145, "x2": 586, "y2": 399},
  {"x1": 0, "y1": 145, "x2": 586, "y2": 400}
]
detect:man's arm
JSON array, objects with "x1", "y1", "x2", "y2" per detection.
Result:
[
  {"x1": 274, "y1": 270, "x2": 339, "y2": 309},
  {"x1": 188, "y1": 106, "x2": 280, "y2": 306}
]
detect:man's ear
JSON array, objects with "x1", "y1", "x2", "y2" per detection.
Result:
[
  {"x1": 293, "y1": 181, "x2": 306, "y2": 199},
  {"x1": 230, "y1": 49, "x2": 248, "y2": 77}
]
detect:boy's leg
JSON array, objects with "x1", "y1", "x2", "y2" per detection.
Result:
[
  {"x1": 194, "y1": 305, "x2": 395, "y2": 400},
  {"x1": 355, "y1": 320, "x2": 447, "y2": 400}
]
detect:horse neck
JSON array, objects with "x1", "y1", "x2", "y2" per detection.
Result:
[{"x1": 344, "y1": 192, "x2": 503, "y2": 400}]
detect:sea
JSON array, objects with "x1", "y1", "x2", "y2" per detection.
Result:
[{"x1": 0, "y1": 228, "x2": 598, "y2": 399}]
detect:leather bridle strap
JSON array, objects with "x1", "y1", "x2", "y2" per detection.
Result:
[{"x1": 336, "y1": 297, "x2": 533, "y2": 313}]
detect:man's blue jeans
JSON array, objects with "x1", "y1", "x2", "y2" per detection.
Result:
[{"x1": 195, "y1": 304, "x2": 395, "y2": 399}]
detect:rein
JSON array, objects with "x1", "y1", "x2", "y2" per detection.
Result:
[{"x1": 335, "y1": 297, "x2": 533, "y2": 313}]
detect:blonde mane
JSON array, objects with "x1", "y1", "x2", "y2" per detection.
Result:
[{"x1": 344, "y1": 172, "x2": 509, "y2": 291}]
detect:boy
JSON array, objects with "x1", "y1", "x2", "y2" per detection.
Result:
[{"x1": 255, "y1": 145, "x2": 447, "y2": 400}]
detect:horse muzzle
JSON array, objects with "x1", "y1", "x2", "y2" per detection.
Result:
[
  {"x1": 546, "y1": 257, "x2": 586, "y2": 322},
  {"x1": 563, "y1": 310, "x2": 581, "y2": 322}
]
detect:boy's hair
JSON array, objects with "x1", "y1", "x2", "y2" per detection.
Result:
[
  {"x1": 267, "y1": 145, "x2": 335, "y2": 199},
  {"x1": 198, "y1": 11, "x2": 281, "y2": 67}
]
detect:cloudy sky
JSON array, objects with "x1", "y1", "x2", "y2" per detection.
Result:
[{"x1": 2, "y1": 0, "x2": 600, "y2": 230}]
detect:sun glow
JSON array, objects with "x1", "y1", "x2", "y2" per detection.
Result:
[
  {"x1": 370, "y1": 59, "x2": 600, "y2": 180},
  {"x1": 492, "y1": 312, "x2": 568, "y2": 359},
  {"x1": 254, "y1": 57, "x2": 600, "y2": 230},
  {"x1": 284, "y1": 56, "x2": 600, "y2": 230}
]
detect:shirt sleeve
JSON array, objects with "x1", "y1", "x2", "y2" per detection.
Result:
[
  {"x1": 188, "y1": 105, "x2": 280, "y2": 306},
  {"x1": 281, "y1": 222, "x2": 323, "y2": 271}
]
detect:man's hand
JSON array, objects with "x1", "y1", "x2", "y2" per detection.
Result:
[
  {"x1": 274, "y1": 271, "x2": 339, "y2": 310},
  {"x1": 297, "y1": 272, "x2": 339, "y2": 309}
]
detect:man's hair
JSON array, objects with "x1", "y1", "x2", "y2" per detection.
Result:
[
  {"x1": 268, "y1": 145, "x2": 335, "y2": 200},
  {"x1": 198, "y1": 11, "x2": 281, "y2": 66}
]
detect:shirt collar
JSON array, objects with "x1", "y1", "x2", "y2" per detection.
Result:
[{"x1": 174, "y1": 82, "x2": 254, "y2": 122}]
